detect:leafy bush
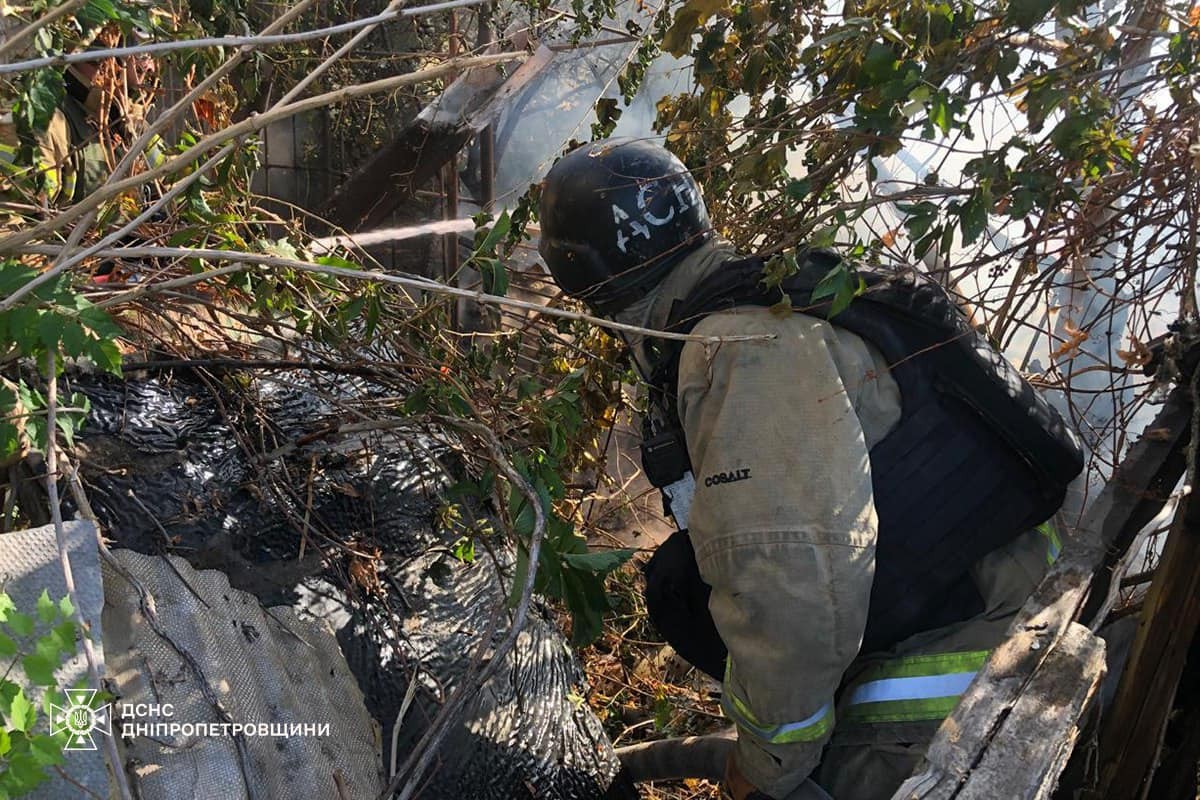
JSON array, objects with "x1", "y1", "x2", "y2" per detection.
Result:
[{"x1": 0, "y1": 590, "x2": 85, "y2": 799}]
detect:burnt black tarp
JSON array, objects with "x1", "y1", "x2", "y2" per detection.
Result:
[{"x1": 68, "y1": 368, "x2": 627, "y2": 800}]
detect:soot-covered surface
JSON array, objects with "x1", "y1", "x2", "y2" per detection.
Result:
[{"x1": 69, "y1": 368, "x2": 630, "y2": 800}]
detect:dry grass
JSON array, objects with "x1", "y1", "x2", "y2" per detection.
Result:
[{"x1": 580, "y1": 562, "x2": 727, "y2": 800}]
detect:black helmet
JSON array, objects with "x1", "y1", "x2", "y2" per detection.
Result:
[{"x1": 538, "y1": 138, "x2": 713, "y2": 315}]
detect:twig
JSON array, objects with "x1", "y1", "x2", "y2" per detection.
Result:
[
  {"x1": 388, "y1": 670, "x2": 422, "y2": 777},
  {"x1": 299, "y1": 455, "x2": 317, "y2": 560},
  {"x1": 0, "y1": 0, "x2": 492, "y2": 75},
  {"x1": 0, "y1": 0, "x2": 90, "y2": 61},
  {"x1": 332, "y1": 770, "x2": 352, "y2": 800},
  {"x1": 378, "y1": 419, "x2": 546, "y2": 800},
  {"x1": 2, "y1": 466, "x2": 17, "y2": 533},
  {"x1": 97, "y1": 544, "x2": 261, "y2": 799},
  {"x1": 24, "y1": 243, "x2": 775, "y2": 344},
  {"x1": 0, "y1": 51, "x2": 525, "y2": 262},
  {"x1": 276, "y1": 0, "x2": 404, "y2": 106},
  {"x1": 51, "y1": 764, "x2": 106, "y2": 800},
  {"x1": 105, "y1": 0, "x2": 320, "y2": 208},
  {"x1": 122, "y1": 358, "x2": 387, "y2": 375},
  {"x1": 52, "y1": 141, "x2": 239, "y2": 279},
  {"x1": 43, "y1": 351, "x2": 135, "y2": 800},
  {"x1": 61, "y1": 456, "x2": 97, "y2": 525}
]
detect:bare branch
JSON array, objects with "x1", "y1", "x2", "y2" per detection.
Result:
[
  {"x1": 0, "y1": 0, "x2": 493, "y2": 76},
  {"x1": 22, "y1": 243, "x2": 776, "y2": 344},
  {"x1": 0, "y1": 50, "x2": 525, "y2": 267},
  {"x1": 43, "y1": 351, "x2": 134, "y2": 800},
  {"x1": 0, "y1": 0, "x2": 90, "y2": 62}
]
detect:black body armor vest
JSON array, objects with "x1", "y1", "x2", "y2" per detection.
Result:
[{"x1": 642, "y1": 251, "x2": 1084, "y2": 652}]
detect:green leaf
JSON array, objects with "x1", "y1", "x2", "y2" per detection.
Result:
[
  {"x1": 8, "y1": 690, "x2": 33, "y2": 732},
  {"x1": 50, "y1": 620, "x2": 76, "y2": 654},
  {"x1": 5, "y1": 306, "x2": 40, "y2": 356},
  {"x1": 36, "y1": 590, "x2": 55, "y2": 624},
  {"x1": 507, "y1": 544, "x2": 530, "y2": 609},
  {"x1": 8, "y1": 612, "x2": 33, "y2": 638},
  {"x1": 654, "y1": 695, "x2": 673, "y2": 731},
  {"x1": 21, "y1": 653, "x2": 56, "y2": 687},
  {"x1": 928, "y1": 93, "x2": 953, "y2": 136},
  {"x1": 0, "y1": 593, "x2": 14, "y2": 623},
  {"x1": 957, "y1": 192, "x2": 988, "y2": 245},
  {"x1": 77, "y1": 0, "x2": 120, "y2": 30},
  {"x1": 1004, "y1": 0, "x2": 1055, "y2": 30},
  {"x1": 474, "y1": 209, "x2": 513, "y2": 257},
  {"x1": 34, "y1": 633, "x2": 61, "y2": 664},
  {"x1": 830, "y1": 277, "x2": 865, "y2": 317},
  {"x1": 76, "y1": 302, "x2": 123, "y2": 340},
  {"x1": 28, "y1": 733, "x2": 64, "y2": 767},
  {"x1": 811, "y1": 264, "x2": 849, "y2": 302},
  {"x1": 58, "y1": 320, "x2": 88, "y2": 358},
  {"x1": 478, "y1": 258, "x2": 509, "y2": 297},
  {"x1": 785, "y1": 179, "x2": 811, "y2": 201},
  {"x1": 0, "y1": 634, "x2": 16, "y2": 658},
  {"x1": 55, "y1": 414, "x2": 79, "y2": 448},
  {"x1": 0, "y1": 422, "x2": 17, "y2": 461},
  {"x1": 0, "y1": 263, "x2": 38, "y2": 297},
  {"x1": 812, "y1": 264, "x2": 862, "y2": 318},
  {"x1": 6, "y1": 751, "x2": 48, "y2": 793},
  {"x1": 17, "y1": 69, "x2": 64, "y2": 133},
  {"x1": 85, "y1": 338, "x2": 123, "y2": 375},
  {"x1": 810, "y1": 226, "x2": 838, "y2": 249},
  {"x1": 862, "y1": 42, "x2": 898, "y2": 83},
  {"x1": 25, "y1": 417, "x2": 46, "y2": 456},
  {"x1": 561, "y1": 548, "x2": 635, "y2": 574},
  {"x1": 57, "y1": 595, "x2": 74, "y2": 619},
  {"x1": 451, "y1": 537, "x2": 475, "y2": 564},
  {"x1": 314, "y1": 254, "x2": 359, "y2": 271},
  {"x1": 562, "y1": 568, "x2": 612, "y2": 646}
]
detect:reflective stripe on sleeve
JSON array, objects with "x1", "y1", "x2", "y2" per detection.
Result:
[
  {"x1": 1037, "y1": 521, "x2": 1062, "y2": 565},
  {"x1": 722, "y1": 661, "x2": 834, "y2": 744},
  {"x1": 843, "y1": 649, "x2": 989, "y2": 724}
]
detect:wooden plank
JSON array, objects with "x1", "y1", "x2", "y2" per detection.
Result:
[
  {"x1": 890, "y1": 384, "x2": 1193, "y2": 800},
  {"x1": 1095, "y1": 419, "x2": 1200, "y2": 800},
  {"x1": 956, "y1": 623, "x2": 1106, "y2": 800}
]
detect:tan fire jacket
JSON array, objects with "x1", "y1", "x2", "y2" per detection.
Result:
[{"x1": 628, "y1": 241, "x2": 1055, "y2": 799}]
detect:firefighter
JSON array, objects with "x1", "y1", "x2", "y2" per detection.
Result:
[
  {"x1": 0, "y1": 31, "x2": 164, "y2": 219},
  {"x1": 537, "y1": 138, "x2": 1082, "y2": 800}
]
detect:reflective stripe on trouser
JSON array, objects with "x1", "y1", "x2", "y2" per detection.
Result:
[
  {"x1": 842, "y1": 650, "x2": 990, "y2": 724},
  {"x1": 722, "y1": 660, "x2": 833, "y2": 743},
  {"x1": 0, "y1": 144, "x2": 72, "y2": 200},
  {"x1": 0, "y1": 143, "x2": 18, "y2": 173},
  {"x1": 144, "y1": 134, "x2": 167, "y2": 169},
  {"x1": 1037, "y1": 521, "x2": 1062, "y2": 565}
]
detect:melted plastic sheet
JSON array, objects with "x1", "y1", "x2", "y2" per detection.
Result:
[{"x1": 70, "y1": 368, "x2": 625, "y2": 800}]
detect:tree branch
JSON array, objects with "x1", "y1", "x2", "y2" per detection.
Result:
[
  {"x1": 44, "y1": 351, "x2": 134, "y2": 800},
  {"x1": 0, "y1": 0, "x2": 492, "y2": 76},
  {"x1": 22, "y1": 243, "x2": 774, "y2": 344},
  {"x1": 0, "y1": 50, "x2": 525, "y2": 267}
]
